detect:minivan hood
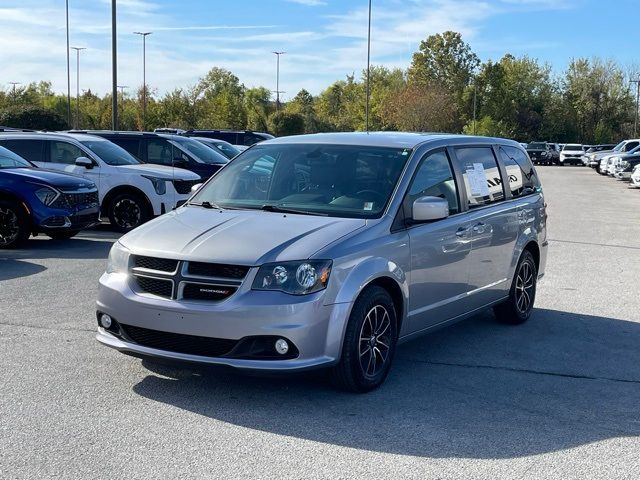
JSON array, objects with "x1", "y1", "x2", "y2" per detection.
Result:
[
  {"x1": 1, "y1": 167, "x2": 94, "y2": 190},
  {"x1": 120, "y1": 207, "x2": 367, "y2": 265},
  {"x1": 115, "y1": 164, "x2": 199, "y2": 180}
]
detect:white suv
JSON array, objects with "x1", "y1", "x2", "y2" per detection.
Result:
[{"x1": 0, "y1": 132, "x2": 200, "y2": 231}]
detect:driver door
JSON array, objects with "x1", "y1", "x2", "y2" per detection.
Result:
[{"x1": 48, "y1": 140, "x2": 101, "y2": 190}]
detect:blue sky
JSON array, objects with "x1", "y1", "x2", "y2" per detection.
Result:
[{"x1": 0, "y1": 0, "x2": 637, "y2": 100}]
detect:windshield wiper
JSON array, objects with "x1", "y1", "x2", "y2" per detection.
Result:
[
  {"x1": 261, "y1": 204, "x2": 327, "y2": 216},
  {"x1": 189, "y1": 201, "x2": 222, "y2": 209}
]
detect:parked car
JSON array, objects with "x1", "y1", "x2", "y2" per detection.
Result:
[
  {"x1": 70, "y1": 131, "x2": 229, "y2": 180},
  {"x1": 96, "y1": 132, "x2": 547, "y2": 392},
  {"x1": 526, "y1": 142, "x2": 559, "y2": 165},
  {"x1": 614, "y1": 156, "x2": 640, "y2": 180},
  {"x1": 559, "y1": 144, "x2": 584, "y2": 166},
  {"x1": 583, "y1": 144, "x2": 615, "y2": 166},
  {"x1": 0, "y1": 145, "x2": 99, "y2": 247},
  {"x1": 0, "y1": 132, "x2": 200, "y2": 232},
  {"x1": 595, "y1": 140, "x2": 639, "y2": 173},
  {"x1": 191, "y1": 137, "x2": 241, "y2": 160},
  {"x1": 607, "y1": 145, "x2": 640, "y2": 178},
  {"x1": 630, "y1": 165, "x2": 640, "y2": 188},
  {"x1": 183, "y1": 129, "x2": 274, "y2": 147}
]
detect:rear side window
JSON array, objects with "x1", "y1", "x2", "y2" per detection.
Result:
[
  {"x1": 216, "y1": 132, "x2": 238, "y2": 144},
  {"x1": 407, "y1": 150, "x2": 459, "y2": 215},
  {"x1": 0, "y1": 139, "x2": 46, "y2": 163},
  {"x1": 498, "y1": 146, "x2": 540, "y2": 198},
  {"x1": 49, "y1": 141, "x2": 84, "y2": 165},
  {"x1": 109, "y1": 138, "x2": 141, "y2": 160},
  {"x1": 623, "y1": 141, "x2": 639, "y2": 152},
  {"x1": 146, "y1": 139, "x2": 175, "y2": 165},
  {"x1": 456, "y1": 147, "x2": 505, "y2": 208}
]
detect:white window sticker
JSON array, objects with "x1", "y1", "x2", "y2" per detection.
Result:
[
  {"x1": 467, "y1": 163, "x2": 490, "y2": 197},
  {"x1": 363, "y1": 202, "x2": 374, "y2": 211}
]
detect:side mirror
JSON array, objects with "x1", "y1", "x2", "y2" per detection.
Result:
[
  {"x1": 190, "y1": 183, "x2": 203, "y2": 194},
  {"x1": 412, "y1": 196, "x2": 449, "y2": 222},
  {"x1": 75, "y1": 157, "x2": 94, "y2": 169}
]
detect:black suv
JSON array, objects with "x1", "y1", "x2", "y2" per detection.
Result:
[
  {"x1": 69, "y1": 131, "x2": 228, "y2": 180},
  {"x1": 526, "y1": 142, "x2": 559, "y2": 165},
  {"x1": 183, "y1": 130, "x2": 274, "y2": 147}
]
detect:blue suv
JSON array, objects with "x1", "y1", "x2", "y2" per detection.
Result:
[{"x1": 0, "y1": 146, "x2": 100, "y2": 248}]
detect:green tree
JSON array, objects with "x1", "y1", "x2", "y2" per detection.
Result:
[
  {"x1": 267, "y1": 111, "x2": 305, "y2": 136},
  {"x1": 244, "y1": 87, "x2": 273, "y2": 132},
  {"x1": 0, "y1": 104, "x2": 69, "y2": 130}
]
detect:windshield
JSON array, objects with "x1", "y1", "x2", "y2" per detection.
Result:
[
  {"x1": 190, "y1": 143, "x2": 412, "y2": 218},
  {"x1": 528, "y1": 142, "x2": 547, "y2": 149},
  {"x1": 612, "y1": 141, "x2": 625, "y2": 152},
  {"x1": 171, "y1": 138, "x2": 228, "y2": 164},
  {"x1": 193, "y1": 138, "x2": 240, "y2": 159},
  {"x1": 78, "y1": 139, "x2": 140, "y2": 166},
  {"x1": 0, "y1": 147, "x2": 32, "y2": 169},
  {"x1": 563, "y1": 144, "x2": 582, "y2": 151}
]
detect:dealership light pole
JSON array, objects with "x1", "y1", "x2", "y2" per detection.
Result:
[
  {"x1": 71, "y1": 47, "x2": 86, "y2": 129},
  {"x1": 631, "y1": 79, "x2": 640, "y2": 137},
  {"x1": 117, "y1": 85, "x2": 128, "y2": 119},
  {"x1": 273, "y1": 51, "x2": 286, "y2": 111},
  {"x1": 473, "y1": 82, "x2": 477, "y2": 135},
  {"x1": 111, "y1": 0, "x2": 118, "y2": 130},
  {"x1": 365, "y1": 0, "x2": 372, "y2": 132},
  {"x1": 8, "y1": 82, "x2": 21, "y2": 97},
  {"x1": 134, "y1": 31, "x2": 152, "y2": 130},
  {"x1": 65, "y1": 0, "x2": 72, "y2": 126}
]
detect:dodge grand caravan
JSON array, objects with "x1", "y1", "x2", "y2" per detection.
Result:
[{"x1": 96, "y1": 133, "x2": 548, "y2": 392}]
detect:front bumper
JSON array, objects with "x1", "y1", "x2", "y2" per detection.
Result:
[
  {"x1": 96, "y1": 272, "x2": 350, "y2": 371},
  {"x1": 35, "y1": 206, "x2": 100, "y2": 231}
]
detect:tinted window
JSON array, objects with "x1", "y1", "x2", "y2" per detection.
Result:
[
  {"x1": 146, "y1": 139, "x2": 175, "y2": 165},
  {"x1": 407, "y1": 150, "x2": 459, "y2": 215},
  {"x1": 50, "y1": 141, "x2": 84, "y2": 165},
  {"x1": 623, "y1": 141, "x2": 639, "y2": 152},
  {"x1": 243, "y1": 133, "x2": 265, "y2": 146},
  {"x1": 498, "y1": 146, "x2": 540, "y2": 198},
  {"x1": 77, "y1": 138, "x2": 140, "y2": 166},
  {"x1": 456, "y1": 147, "x2": 505, "y2": 208},
  {"x1": 216, "y1": 132, "x2": 238, "y2": 144},
  {"x1": 190, "y1": 144, "x2": 411, "y2": 218},
  {"x1": 0, "y1": 146, "x2": 32, "y2": 168},
  {"x1": 108, "y1": 137, "x2": 141, "y2": 159},
  {"x1": 527, "y1": 142, "x2": 547, "y2": 150},
  {"x1": 0, "y1": 139, "x2": 46, "y2": 163},
  {"x1": 171, "y1": 138, "x2": 228, "y2": 164}
]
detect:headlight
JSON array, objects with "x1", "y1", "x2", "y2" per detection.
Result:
[
  {"x1": 252, "y1": 260, "x2": 332, "y2": 295},
  {"x1": 106, "y1": 241, "x2": 131, "y2": 274},
  {"x1": 620, "y1": 161, "x2": 630, "y2": 169},
  {"x1": 34, "y1": 187, "x2": 60, "y2": 206},
  {"x1": 541, "y1": 152, "x2": 548, "y2": 157},
  {"x1": 142, "y1": 175, "x2": 167, "y2": 195}
]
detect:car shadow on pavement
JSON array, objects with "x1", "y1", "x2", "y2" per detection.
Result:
[
  {"x1": 0, "y1": 259, "x2": 46, "y2": 280},
  {"x1": 132, "y1": 308, "x2": 640, "y2": 459},
  {"x1": 1, "y1": 237, "x2": 115, "y2": 262}
]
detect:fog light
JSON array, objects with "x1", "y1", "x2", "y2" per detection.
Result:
[
  {"x1": 100, "y1": 314, "x2": 112, "y2": 329},
  {"x1": 274, "y1": 338, "x2": 289, "y2": 355}
]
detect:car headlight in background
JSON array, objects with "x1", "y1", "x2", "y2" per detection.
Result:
[
  {"x1": 106, "y1": 241, "x2": 131, "y2": 274},
  {"x1": 252, "y1": 260, "x2": 332, "y2": 295},
  {"x1": 142, "y1": 175, "x2": 167, "y2": 195},
  {"x1": 34, "y1": 186, "x2": 60, "y2": 206}
]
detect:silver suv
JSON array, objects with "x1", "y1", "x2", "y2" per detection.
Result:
[{"x1": 96, "y1": 133, "x2": 548, "y2": 392}]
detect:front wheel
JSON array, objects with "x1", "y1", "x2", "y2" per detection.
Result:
[
  {"x1": 330, "y1": 286, "x2": 398, "y2": 393},
  {"x1": 494, "y1": 250, "x2": 537, "y2": 324},
  {"x1": 107, "y1": 192, "x2": 150, "y2": 232},
  {"x1": 0, "y1": 201, "x2": 29, "y2": 249}
]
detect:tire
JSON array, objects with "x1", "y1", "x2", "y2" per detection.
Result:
[
  {"x1": 494, "y1": 249, "x2": 537, "y2": 325},
  {"x1": 46, "y1": 230, "x2": 80, "y2": 240},
  {"x1": 0, "y1": 201, "x2": 29, "y2": 249},
  {"x1": 107, "y1": 192, "x2": 150, "y2": 232},
  {"x1": 330, "y1": 286, "x2": 398, "y2": 393}
]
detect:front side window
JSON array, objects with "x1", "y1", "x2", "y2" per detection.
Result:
[
  {"x1": 50, "y1": 141, "x2": 84, "y2": 165},
  {"x1": 190, "y1": 143, "x2": 411, "y2": 218},
  {"x1": 498, "y1": 146, "x2": 540, "y2": 198},
  {"x1": 146, "y1": 139, "x2": 175, "y2": 165},
  {"x1": 0, "y1": 139, "x2": 46, "y2": 163},
  {"x1": 407, "y1": 150, "x2": 459, "y2": 215},
  {"x1": 0, "y1": 147, "x2": 32, "y2": 169},
  {"x1": 78, "y1": 139, "x2": 140, "y2": 166},
  {"x1": 456, "y1": 146, "x2": 505, "y2": 208}
]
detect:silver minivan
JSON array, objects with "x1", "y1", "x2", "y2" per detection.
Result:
[{"x1": 97, "y1": 133, "x2": 547, "y2": 392}]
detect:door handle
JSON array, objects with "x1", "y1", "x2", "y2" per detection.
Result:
[
  {"x1": 472, "y1": 222, "x2": 486, "y2": 234},
  {"x1": 455, "y1": 227, "x2": 467, "y2": 238}
]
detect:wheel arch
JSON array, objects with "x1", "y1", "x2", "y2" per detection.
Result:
[
  {"x1": 0, "y1": 189, "x2": 32, "y2": 222},
  {"x1": 101, "y1": 185, "x2": 153, "y2": 217}
]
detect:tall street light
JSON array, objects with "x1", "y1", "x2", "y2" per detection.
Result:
[
  {"x1": 71, "y1": 47, "x2": 86, "y2": 129},
  {"x1": 134, "y1": 31, "x2": 152, "y2": 130},
  {"x1": 8, "y1": 82, "x2": 21, "y2": 97},
  {"x1": 65, "y1": 0, "x2": 72, "y2": 126},
  {"x1": 631, "y1": 79, "x2": 640, "y2": 137},
  {"x1": 273, "y1": 51, "x2": 286, "y2": 111},
  {"x1": 473, "y1": 81, "x2": 478, "y2": 135},
  {"x1": 111, "y1": 0, "x2": 117, "y2": 130},
  {"x1": 365, "y1": 0, "x2": 372, "y2": 132}
]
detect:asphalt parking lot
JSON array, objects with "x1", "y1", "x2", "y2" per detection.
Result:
[{"x1": 1, "y1": 166, "x2": 639, "y2": 479}]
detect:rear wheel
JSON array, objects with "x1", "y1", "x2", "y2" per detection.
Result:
[
  {"x1": 330, "y1": 286, "x2": 398, "y2": 393},
  {"x1": 0, "y1": 201, "x2": 29, "y2": 249},
  {"x1": 46, "y1": 230, "x2": 80, "y2": 240},
  {"x1": 494, "y1": 250, "x2": 537, "y2": 325},
  {"x1": 107, "y1": 192, "x2": 150, "y2": 232}
]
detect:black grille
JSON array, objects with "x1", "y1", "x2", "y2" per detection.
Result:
[
  {"x1": 134, "y1": 276, "x2": 173, "y2": 298},
  {"x1": 182, "y1": 283, "x2": 237, "y2": 301},
  {"x1": 187, "y1": 261, "x2": 250, "y2": 279},
  {"x1": 121, "y1": 324, "x2": 238, "y2": 357},
  {"x1": 69, "y1": 211, "x2": 99, "y2": 227},
  {"x1": 134, "y1": 255, "x2": 178, "y2": 272},
  {"x1": 172, "y1": 179, "x2": 200, "y2": 195},
  {"x1": 52, "y1": 191, "x2": 99, "y2": 209}
]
